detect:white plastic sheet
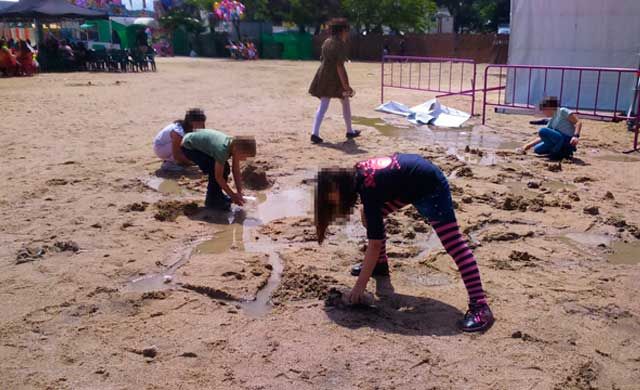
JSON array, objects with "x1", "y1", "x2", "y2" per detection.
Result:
[{"x1": 375, "y1": 99, "x2": 471, "y2": 128}]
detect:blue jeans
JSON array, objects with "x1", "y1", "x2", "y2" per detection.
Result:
[
  {"x1": 181, "y1": 147, "x2": 230, "y2": 207},
  {"x1": 413, "y1": 170, "x2": 457, "y2": 224},
  {"x1": 534, "y1": 127, "x2": 573, "y2": 157}
]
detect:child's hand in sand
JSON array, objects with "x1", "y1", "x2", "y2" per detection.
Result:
[
  {"x1": 570, "y1": 137, "x2": 579, "y2": 147},
  {"x1": 515, "y1": 147, "x2": 526, "y2": 155},
  {"x1": 348, "y1": 285, "x2": 366, "y2": 305}
]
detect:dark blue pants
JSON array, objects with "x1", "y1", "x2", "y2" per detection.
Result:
[
  {"x1": 534, "y1": 127, "x2": 575, "y2": 159},
  {"x1": 181, "y1": 147, "x2": 230, "y2": 206}
]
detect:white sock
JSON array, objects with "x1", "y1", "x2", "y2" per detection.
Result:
[
  {"x1": 312, "y1": 98, "x2": 331, "y2": 137},
  {"x1": 341, "y1": 97, "x2": 354, "y2": 134}
]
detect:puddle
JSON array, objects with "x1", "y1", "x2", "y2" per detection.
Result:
[
  {"x1": 240, "y1": 252, "x2": 284, "y2": 317},
  {"x1": 405, "y1": 273, "x2": 450, "y2": 287},
  {"x1": 254, "y1": 188, "x2": 312, "y2": 223},
  {"x1": 556, "y1": 232, "x2": 640, "y2": 265},
  {"x1": 505, "y1": 180, "x2": 576, "y2": 199},
  {"x1": 593, "y1": 154, "x2": 640, "y2": 163},
  {"x1": 608, "y1": 241, "x2": 640, "y2": 265},
  {"x1": 352, "y1": 116, "x2": 519, "y2": 150},
  {"x1": 143, "y1": 177, "x2": 182, "y2": 195},
  {"x1": 124, "y1": 188, "x2": 311, "y2": 317},
  {"x1": 195, "y1": 223, "x2": 245, "y2": 254},
  {"x1": 124, "y1": 274, "x2": 174, "y2": 293},
  {"x1": 496, "y1": 140, "x2": 522, "y2": 150},
  {"x1": 565, "y1": 233, "x2": 613, "y2": 247}
]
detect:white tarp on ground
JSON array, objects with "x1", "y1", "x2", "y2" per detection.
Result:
[
  {"x1": 376, "y1": 99, "x2": 471, "y2": 128},
  {"x1": 508, "y1": 0, "x2": 640, "y2": 112}
]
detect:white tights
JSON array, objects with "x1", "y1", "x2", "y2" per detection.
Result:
[{"x1": 312, "y1": 97, "x2": 353, "y2": 137}]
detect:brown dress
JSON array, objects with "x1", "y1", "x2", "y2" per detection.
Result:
[{"x1": 308, "y1": 37, "x2": 349, "y2": 99}]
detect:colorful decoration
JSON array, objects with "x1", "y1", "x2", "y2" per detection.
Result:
[{"x1": 213, "y1": 0, "x2": 245, "y2": 22}]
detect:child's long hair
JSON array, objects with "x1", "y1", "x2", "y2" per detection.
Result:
[
  {"x1": 175, "y1": 108, "x2": 206, "y2": 134},
  {"x1": 315, "y1": 167, "x2": 358, "y2": 244}
]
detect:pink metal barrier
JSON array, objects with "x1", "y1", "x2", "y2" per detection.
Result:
[
  {"x1": 482, "y1": 64, "x2": 640, "y2": 152},
  {"x1": 381, "y1": 55, "x2": 478, "y2": 115}
]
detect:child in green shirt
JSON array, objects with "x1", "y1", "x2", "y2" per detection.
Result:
[{"x1": 181, "y1": 129, "x2": 256, "y2": 211}]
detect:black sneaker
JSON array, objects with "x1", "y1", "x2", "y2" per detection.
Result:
[
  {"x1": 459, "y1": 300, "x2": 494, "y2": 332},
  {"x1": 311, "y1": 135, "x2": 324, "y2": 144},
  {"x1": 346, "y1": 130, "x2": 361, "y2": 139},
  {"x1": 529, "y1": 118, "x2": 549, "y2": 125},
  {"x1": 350, "y1": 262, "x2": 390, "y2": 277}
]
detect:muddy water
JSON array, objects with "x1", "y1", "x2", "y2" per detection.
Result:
[
  {"x1": 240, "y1": 252, "x2": 285, "y2": 317},
  {"x1": 195, "y1": 224, "x2": 245, "y2": 254},
  {"x1": 608, "y1": 241, "x2": 640, "y2": 265},
  {"x1": 352, "y1": 116, "x2": 520, "y2": 151},
  {"x1": 254, "y1": 188, "x2": 312, "y2": 223},
  {"x1": 143, "y1": 176, "x2": 182, "y2": 195},
  {"x1": 124, "y1": 188, "x2": 312, "y2": 316},
  {"x1": 505, "y1": 180, "x2": 576, "y2": 199},
  {"x1": 593, "y1": 154, "x2": 640, "y2": 163},
  {"x1": 565, "y1": 233, "x2": 613, "y2": 247},
  {"x1": 558, "y1": 232, "x2": 640, "y2": 265}
]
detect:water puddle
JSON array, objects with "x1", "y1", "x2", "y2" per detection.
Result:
[
  {"x1": 593, "y1": 154, "x2": 640, "y2": 163},
  {"x1": 505, "y1": 180, "x2": 576, "y2": 199},
  {"x1": 608, "y1": 241, "x2": 640, "y2": 265},
  {"x1": 195, "y1": 224, "x2": 245, "y2": 254},
  {"x1": 124, "y1": 187, "x2": 312, "y2": 317},
  {"x1": 564, "y1": 233, "x2": 613, "y2": 247},
  {"x1": 143, "y1": 176, "x2": 183, "y2": 195},
  {"x1": 240, "y1": 252, "x2": 285, "y2": 317},
  {"x1": 254, "y1": 188, "x2": 312, "y2": 223},
  {"x1": 352, "y1": 116, "x2": 519, "y2": 151},
  {"x1": 124, "y1": 273, "x2": 174, "y2": 293},
  {"x1": 556, "y1": 232, "x2": 640, "y2": 265}
]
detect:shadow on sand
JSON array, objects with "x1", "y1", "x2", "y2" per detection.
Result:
[{"x1": 324, "y1": 276, "x2": 464, "y2": 337}]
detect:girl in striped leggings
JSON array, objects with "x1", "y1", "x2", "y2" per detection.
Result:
[{"x1": 316, "y1": 153, "x2": 494, "y2": 332}]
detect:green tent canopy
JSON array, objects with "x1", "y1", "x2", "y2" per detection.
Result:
[{"x1": 93, "y1": 19, "x2": 145, "y2": 49}]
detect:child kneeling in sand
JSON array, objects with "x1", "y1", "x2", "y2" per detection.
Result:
[
  {"x1": 153, "y1": 108, "x2": 207, "y2": 169},
  {"x1": 518, "y1": 96, "x2": 583, "y2": 160},
  {"x1": 181, "y1": 129, "x2": 256, "y2": 211},
  {"x1": 315, "y1": 153, "x2": 494, "y2": 332}
]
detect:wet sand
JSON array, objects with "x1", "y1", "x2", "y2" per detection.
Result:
[{"x1": 1, "y1": 57, "x2": 640, "y2": 389}]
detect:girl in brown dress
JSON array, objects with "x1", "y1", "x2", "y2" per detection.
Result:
[{"x1": 308, "y1": 18, "x2": 361, "y2": 144}]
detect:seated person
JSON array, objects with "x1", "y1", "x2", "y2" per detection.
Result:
[
  {"x1": 0, "y1": 38, "x2": 18, "y2": 76},
  {"x1": 519, "y1": 96, "x2": 582, "y2": 160},
  {"x1": 153, "y1": 108, "x2": 206, "y2": 169},
  {"x1": 16, "y1": 40, "x2": 38, "y2": 76},
  {"x1": 59, "y1": 40, "x2": 75, "y2": 68},
  {"x1": 181, "y1": 129, "x2": 256, "y2": 211},
  {"x1": 247, "y1": 42, "x2": 258, "y2": 60}
]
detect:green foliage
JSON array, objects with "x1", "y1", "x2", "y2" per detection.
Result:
[
  {"x1": 342, "y1": 0, "x2": 438, "y2": 33},
  {"x1": 437, "y1": 0, "x2": 510, "y2": 32},
  {"x1": 159, "y1": 8, "x2": 205, "y2": 34}
]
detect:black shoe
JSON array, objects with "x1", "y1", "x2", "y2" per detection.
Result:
[
  {"x1": 346, "y1": 130, "x2": 361, "y2": 139},
  {"x1": 311, "y1": 135, "x2": 324, "y2": 144},
  {"x1": 529, "y1": 118, "x2": 549, "y2": 125},
  {"x1": 350, "y1": 262, "x2": 390, "y2": 277},
  {"x1": 459, "y1": 300, "x2": 494, "y2": 332}
]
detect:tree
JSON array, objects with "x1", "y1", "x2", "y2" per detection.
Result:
[
  {"x1": 343, "y1": 0, "x2": 438, "y2": 34},
  {"x1": 436, "y1": 0, "x2": 510, "y2": 33}
]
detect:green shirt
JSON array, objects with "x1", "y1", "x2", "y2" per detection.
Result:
[{"x1": 182, "y1": 129, "x2": 232, "y2": 163}]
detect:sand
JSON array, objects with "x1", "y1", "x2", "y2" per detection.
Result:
[{"x1": 1, "y1": 57, "x2": 639, "y2": 389}]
